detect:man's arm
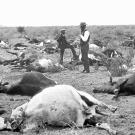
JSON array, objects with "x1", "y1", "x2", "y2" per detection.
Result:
[{"x1": 80, "y1": 31, "x2": 90, "y2": 42}]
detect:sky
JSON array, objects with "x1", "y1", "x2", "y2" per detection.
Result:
[{"x1": 0, "y1": 0, "x2": 135, "y2": 26}]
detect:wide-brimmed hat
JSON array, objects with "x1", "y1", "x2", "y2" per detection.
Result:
[
  {"x1": 60, "y1": 29, "x2": 66, "y2": 32},
  {"x1": 80, "y1": 22, "x2": 86, "y2": 27}
]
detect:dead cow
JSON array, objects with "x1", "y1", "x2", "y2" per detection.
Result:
[
  {"x1": 28, "y1": 58, "x2": 64, "y2": 73},
  {"x1": 0, "y1": 71, "x2": 57, "y2": 96},
  {"x1": 102, "y1": 49, "x2": 122, "y2": 58},
  {"x1": 93, "y1": 73, "x2": 135, "y2": 99},
  {"x1": 2, "y1": 85, "x2": 117, "y2": 134}
]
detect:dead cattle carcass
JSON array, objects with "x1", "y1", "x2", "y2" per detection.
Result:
[
  {"x1": 102, "y1": 49, "x2": 122, "y2": 58},
  {"x1": 43, "y1": 40, "x2": 58, "y2": 54},
  {"x1": 0, "y1": 40, "x2": 9, "y2": 49},
  {"x1": 28, "y1": 38, "x2": 40, "y2": 44},
  {"x1": 121, "y1": 40, "x2": 133, "y2": 47},
  {"x1": 0, "y1": 71, "x2": 57, "y2": 96},
  {"x1": 27, "y1": 58, "x2": 64, "y2": 73},
  {"x1": 93, "y1": 73, "x2": 135, "y2": 99},
  {"x1": 79, "y1": 53, "x2": 101, "y2": 66},
  {"x1": 2, "y1": 85, "x2": 117, "y2": 134}
]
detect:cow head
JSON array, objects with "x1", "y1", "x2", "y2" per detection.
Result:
[
  {"x1": 9, "y1": 103, "x2": 28, "y2": 131},
  {"x1": 103, "y1": 49, "x2": 122, "y2": 58},
  {"x1": 93, "y1": 76, "x2": 119, "y2": 96},
  {"x1": 93, "y1": 74, "x2": 130, "y2": 101}
]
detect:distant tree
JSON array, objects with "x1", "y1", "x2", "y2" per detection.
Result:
[{"x1": 17, "y1": 26, "x2": 25, "y2": 34}]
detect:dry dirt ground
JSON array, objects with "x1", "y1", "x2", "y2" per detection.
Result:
[{"x1": 0, "y1": 48, "x2": 135, "y2": 135}]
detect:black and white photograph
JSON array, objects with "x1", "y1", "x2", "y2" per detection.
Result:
[{"x1": 0, "y1": 0, "x2": 135, "y2": 134}]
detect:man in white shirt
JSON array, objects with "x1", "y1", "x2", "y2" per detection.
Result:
[{"x1": 80, "y1": 22, "x2": 90, "y2": 73}]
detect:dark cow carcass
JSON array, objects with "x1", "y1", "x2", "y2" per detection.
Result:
[
  {"x1": 43, "y1": 40, "x2": 58, "y2": 54},
  {"x1": 92, "y1": 39, "x2": 104, "y2": 48},
  {"x1": 93, "y1": 73, "x2": 135, "y2": 99},
  {"x1": 28, "y1": 38, "x2": 40, "y2": 44},
  {"x1": 121, "y1": 40, "x2": 133, "y2": 47},
  {"x1": 44, "y1": 45, "x2": 58, "y2": 54},
  {"x1": 0, "y1": 71, "x2": 57, "y2": 96},
  {"x1": 102, "y1": 49, "x2": 122, "y2": 58}
]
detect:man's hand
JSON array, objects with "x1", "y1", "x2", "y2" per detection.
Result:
[{"x1": 79, "y1": 35, "x2": 83, "y2": 40}]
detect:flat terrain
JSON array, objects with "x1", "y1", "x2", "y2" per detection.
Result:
[
  {"x1": 0, "y1": 25, "x2": 135, "y2": 135},
  {"x1": 0, "y1": 51, "x2": 135, "y2": 135}
]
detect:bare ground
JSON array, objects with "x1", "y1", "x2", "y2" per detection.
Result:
[{"x1": 0, "y1": 49, "x2": 135, "y2": 135}]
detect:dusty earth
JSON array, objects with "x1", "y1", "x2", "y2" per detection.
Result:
[{"x1": 0, "y1": 42, "x2": 135, "y2": 135}]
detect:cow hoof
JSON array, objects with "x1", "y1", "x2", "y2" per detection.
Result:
[
  {"x1": 109, "y1": 106, "x2": 117, "y2": 113},
  {"x1": 109, "y1": 130, "x2": 117, "y2": 135}
]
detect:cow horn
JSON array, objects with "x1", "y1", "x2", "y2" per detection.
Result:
[{"x1": 95, "y1": 106, "x2": 111, "y2": 116}]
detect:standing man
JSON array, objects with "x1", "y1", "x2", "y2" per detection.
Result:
[
  {"x1": 132, "y1": 34, "x2": 135, "y2": 49},
  {"x1": 80, "y1": 22, "x2": 90, "y2": 73},
  {"x1": 56, "y1": 29, "x2": 78, "y2": 64}
]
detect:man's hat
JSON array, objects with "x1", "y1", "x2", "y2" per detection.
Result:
[
  {"x1": 60, "y1": 29, "x2": 66, "y2": 32},
  {"x1": 80, "y1": 22, "x2": 86, "y2": 27}
]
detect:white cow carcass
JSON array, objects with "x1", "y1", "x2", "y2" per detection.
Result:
[
  {"x1": 38, "y1": 58, "x2": 54, "y2": 70},
  {"x1": 2, "y1": 85, "x2": 117, "y2": 134},
  {"x1": 36, "y1": 42, "x2": 44, "y2": 47},
  {"x1": 89, "y1": 44, "x2": 100, "y2": 51},
  {"x1": 79, "y1": 53, "x2": 100, "y2": 61},
  {"x1": 38, "y1": 58, "x2": 64, "y2": 72},
  {"x1": 0, "y1": 40, "x2": 9, "y2": 49},
  {"x1": 28, "y1": 58, "x2": 64, "y2": 73},
  {"x1": 79, "y1": 53, "x2": 101, "y2": 66},
  {"x1": 89, "y1": 44, "x2": 106, "y2": 52}
]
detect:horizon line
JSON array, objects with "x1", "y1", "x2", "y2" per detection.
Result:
[{"x1": 0, "y1": 24, "x2": 135, "y2": 27}]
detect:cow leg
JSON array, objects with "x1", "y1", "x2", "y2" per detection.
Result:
[
  {"x1": 101, "y1": 104, "x2": 117, "y2": 113},
  {"x1": 75, "y1": 109, "x2": 85, "y2": 128},
  {"x1": 78, "y1": 91, "x2": 117, "y2": 113},
  {"x1": 85, "y1": 105, "x2": 110, "y2": 119},
  {"x1": 93, "y1": 86, "x2": 115, "y2": 94},
  {"x1": 95, "y1": 106, "x2": 111, "y2": 116},
  {"x1": 86, "y1": 105, "x2": 111, "y2": 120},
  {"x1": 96, "y1": 123, "x2": 117, "y2": 135}
]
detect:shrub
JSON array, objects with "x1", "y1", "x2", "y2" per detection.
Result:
[
  {"x1": 17, "y1": 26, "x2": 25, "y2": 34},
  {"x1": 107, "y1": 57, "x2": 128, "y2": 77}
]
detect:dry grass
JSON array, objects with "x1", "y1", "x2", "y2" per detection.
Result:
[
  {"x1": 107, "y1": 57, "x2": 127, "y2": 77},
  {"x1": 0, "y1": 26, "x2": 135, "y2": 135}
]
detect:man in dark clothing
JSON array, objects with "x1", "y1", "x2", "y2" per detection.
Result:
[
  {"x1": 132, "y1": 34, "x2": 135, "y2": 49},
  {"x1": 80, "y1": 22, "x2": 90, "y2": 73},
  {"x1": 56, "y1": 29, "x2": 78, "y2": 64}
]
